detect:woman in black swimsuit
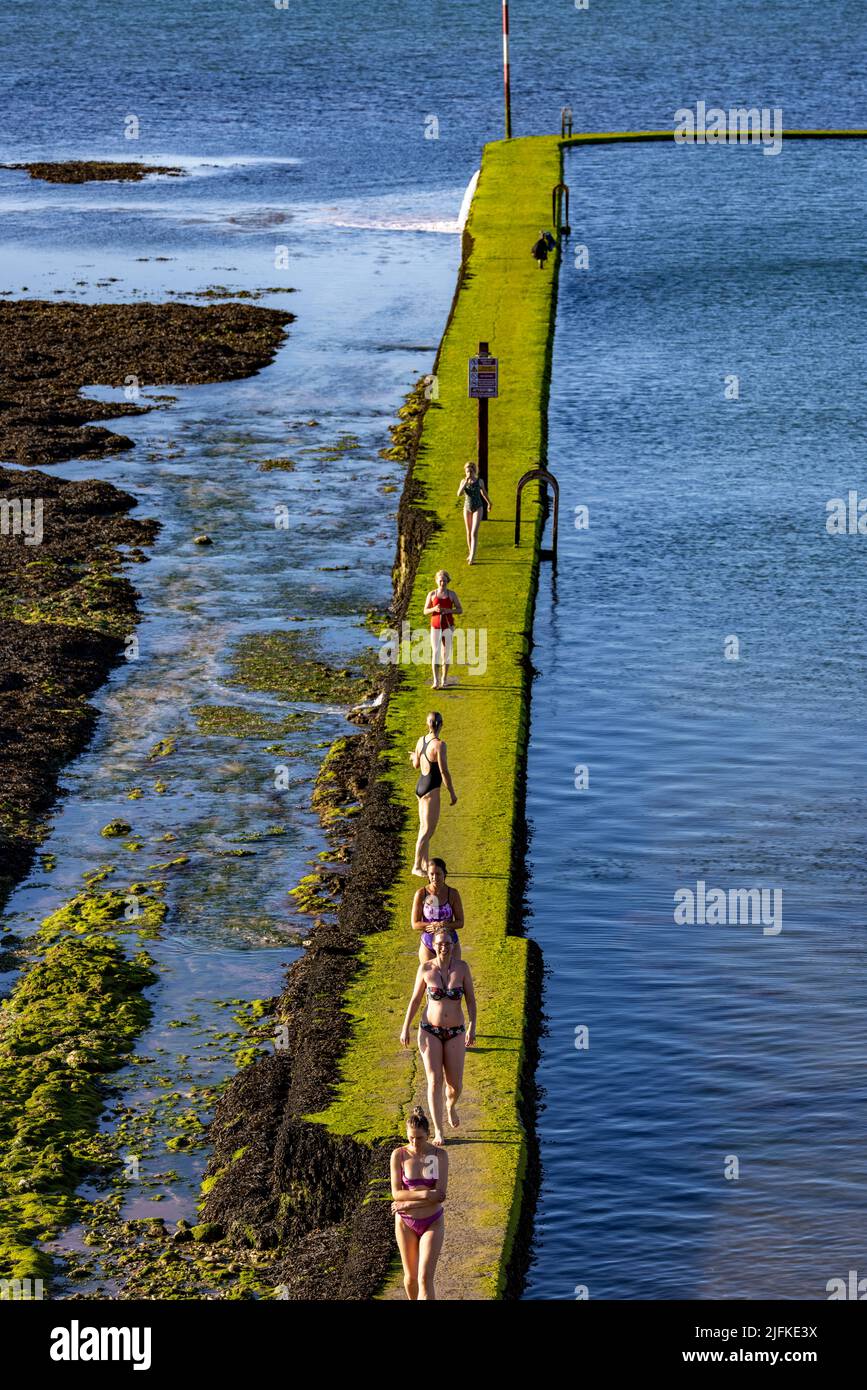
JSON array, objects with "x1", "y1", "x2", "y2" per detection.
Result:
[
  {"x1": 401, "y1": 927, "x2": 476, "y2": 1146},
  {"x1": 409, "y1": 711, "x2": 457, "y2": 877},
  {"x1": 457, "y1": 460, "x2": 492, "y2": 565}
]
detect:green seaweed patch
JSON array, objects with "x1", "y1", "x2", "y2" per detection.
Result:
[
  {"x1": 311, "y1": 734, "x2": 367, "y2": 831},
  {"x1": 100, "y1": 820, "x2": 131, "y2": 838},
  {"x1": 228, "y1": 825, "x2": 287, "y2": 843},
  {"x1": 227, "y1": 630, "x2": 373, "y2": 706},
  {"x1": 288, "y1": 871, "x2": 343, "y2": 917},
  {"x1": 148, "y1": 736, "x2": 176, "y2": 759},
  {"x1": 0, "y1": 881, "x2": 165, "y2": 1281},
  {"x1": 40, "y1": 882, "x2": 166, "y2": 944},
  {"x1": 257, "y1": 457, "x2": 297, "y2": 472},
  {"x1": 191, "y1": 704, "x2": 315, "y2": 739},
  {"x1": 0, "y1": 560, "x2": 140, "y2": 639},
  {"x1": 379, "y1": 377, "x2": 430, "y2": 461},
  {"x1": 303, "y1": 432, "x2": 362, "y2": 464}
]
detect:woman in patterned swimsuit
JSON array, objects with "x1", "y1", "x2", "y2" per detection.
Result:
[
  {"x1": 457, "y1": 460, "x2": 492, "y2": 565},
  {"x1": 401, "y1": 927, "x2": 476, "y2": 1145},
  {"x1": 411, "y1": 857, "x2": 464, "y2": 964},
  {"x1": 390, "y1": 1105, "x2": 449, "y2": 1300}
]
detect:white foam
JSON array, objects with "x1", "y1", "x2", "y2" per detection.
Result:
[
  {"x1": 141, "y1": 154, "x2": 302, "y2": 174},
  {"x1": 329, "y1": 216, "x2": 465, "y2": 234},
  {"x1": 321, "y1": 170, "x2": 481, "y2": 236}
]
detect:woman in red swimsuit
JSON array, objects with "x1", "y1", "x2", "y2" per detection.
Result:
[
  {"x1": 390, "y1": 1105, "x2": 449, "y2": 1300},
  {"x1": 424, "y1": 569, "x2": 463, "y2": 690}
]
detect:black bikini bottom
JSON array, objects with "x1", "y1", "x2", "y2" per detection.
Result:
[{"x1": 420, "y1": 1021, "x2": 465, "y2": 1042}]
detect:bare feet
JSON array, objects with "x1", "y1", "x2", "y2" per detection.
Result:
[
  {"x1": 446, "y1": 1094, "x2": 460, "y2": 1129},
  {"x1": 430, "y1": 679, "x2": 440, "y2": 689},
  {"x1": 411, "y1": 865, "x2": 427, "y2": 877},
  {"x1": 432, "y1": 1130, "x2": 445, "y2": 1147}
]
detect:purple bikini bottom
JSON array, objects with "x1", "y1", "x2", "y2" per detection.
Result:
[
  {"x1": 399, "y1": 1208, "x2": 444, "y2": 1238},
  {"x1": 421, "y1": 927, "x2": 459, "y2": 951}
]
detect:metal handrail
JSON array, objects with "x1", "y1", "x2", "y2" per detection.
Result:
[{"x1": 515, "y1": 465, "x2": 559, "y2": 560}]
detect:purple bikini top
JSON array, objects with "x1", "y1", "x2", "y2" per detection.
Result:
[
  {"x1": 401, "y1": 1154, "x2": 438, "y2": 1190},
  {"x1": 422, "y1": 891, "x2": 454, "y2": 924}
]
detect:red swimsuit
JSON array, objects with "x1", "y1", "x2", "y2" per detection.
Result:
[{"x1": 430, "y1": 590, "x2": 455, "y2": 631}]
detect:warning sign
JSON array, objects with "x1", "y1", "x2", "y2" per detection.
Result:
[{"x1": 468, "y1": 355, "x2": 499, "y2": 399}]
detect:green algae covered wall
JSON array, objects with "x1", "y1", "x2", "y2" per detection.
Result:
[{"x1": 309, "y1": 134, "x2": 564, "y2": 1298}]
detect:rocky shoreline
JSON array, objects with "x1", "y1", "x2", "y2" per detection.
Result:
[
  {"x1": 2, "y1": 162, "x2": 185, "y2": 183},
  {"x1": 0, "y1": 299, "x2": 292, "y2": 905},
  {"x1": 0, "y1": 299, "x2": 293, "y2": 467}
]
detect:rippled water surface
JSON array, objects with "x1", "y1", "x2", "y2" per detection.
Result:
[
  {"x1": 1, "y1": 0, "x2": 865, "y2": 1296},
  {"x1": 524, "y1": 139, "x2": 867, "y2": 1300}
]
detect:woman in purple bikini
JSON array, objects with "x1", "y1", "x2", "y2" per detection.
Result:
[
  {"x1": 390, "y1": 1105, "x2": 449, "y2": 1300},
  {"x1": 411, "y1": 858, "x2": 464, "y2": 964},
  {"x1": 400, "y1": 927, "x2": 476, "y2": 1145}
]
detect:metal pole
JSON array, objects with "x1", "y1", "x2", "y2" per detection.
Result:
[
  {"x1": 502, "y1": 0, "x2": 512, "y2": 139},
  {"x1": 477, "y1": 340, "x2": 490, "y2": 517}
]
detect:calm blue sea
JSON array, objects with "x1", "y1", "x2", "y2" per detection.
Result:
[
  {"x1": 524, "y1": 136, "x2": 867, "y2": 1299},
  {"x1": 0, "y1": 0, "x2": 864, "y2": 1299}
]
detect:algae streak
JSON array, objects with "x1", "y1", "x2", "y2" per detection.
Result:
[
  {"x1": 308, "y1": 135, "x2": 560, "y2": 1298},
  {"x1": 0, "y1": 883, "x2": 165, "y2": 1283}
]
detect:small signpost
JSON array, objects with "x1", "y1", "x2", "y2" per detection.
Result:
[{"x1": 468, "y1": 341, "x2": 498, "y2": 516}]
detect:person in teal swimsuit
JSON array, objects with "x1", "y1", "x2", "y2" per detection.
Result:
[{"x1": 457, "y1": 460, "x2": 492, "y2": 565}]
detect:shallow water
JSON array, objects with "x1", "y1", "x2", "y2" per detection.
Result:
[
  {"x1": 2, "y1": 0, "x2": 866, "y2": 1298},
  {"x1": 523, "y1": 138, "x2": 867, "y2": 1300}
]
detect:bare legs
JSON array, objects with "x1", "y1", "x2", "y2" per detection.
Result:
[
  {"x1": 418, "y1": 1026, "x2": 466, "y2": 1144},
  {"x1": 395, "y1": 1215, "x2": 445, "y2": 1300},
  {"x1": 440, "y1": 627, "x2": 453, "y2": 686},
  {"x1": 417, "y1": 1220, "x2": 445, "y2": 1299},
  {"x1": 431, "y1": 628, "x2": 453, "y2": 688},
  {"x1": 431, "y1": 629, "x2": 442, "y2": 689},
  {"x1": 412, "y1": 788, "x2": 440, "y2": 876},
  {"x1": 395, "y1": 1217, "x2": 419, "y2": 1300},
  {"x1": 465, "y1": 506, "x2": 482, "y2": 564},
  {"x1": 442, "y1": 1031, "x2": 465, "y2": 1131}
]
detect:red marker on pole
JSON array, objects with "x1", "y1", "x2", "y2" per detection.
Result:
[{"x1": 502, "y1": 0, "x2": 512, "y2": 139}]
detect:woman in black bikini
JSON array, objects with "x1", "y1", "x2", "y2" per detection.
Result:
[
  {"x1": 400, "y1": 927, "x2": 476, "y2": 1146},
  {"x1": 409, "y1": 711, "x2": 457, "y2": 877},
  {"x1": 411, "y1": 857, "x2": 464, "y2": 964},
  {"x1": 390, "y1": 1104, "x2": 449, "y2": 1300},
  {"x1": 457, "y1": 460, "x2": 492, "y2": 565}
]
